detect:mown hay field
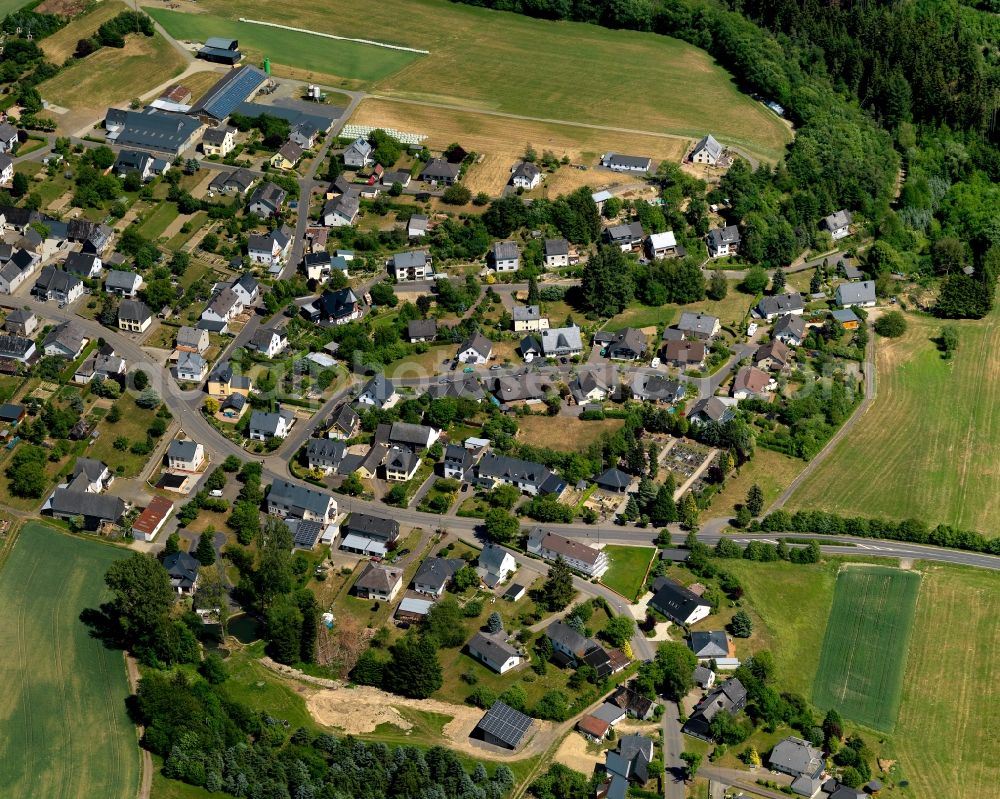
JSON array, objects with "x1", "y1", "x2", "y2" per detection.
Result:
[
  {"x1": 0, "y1": 522, "x2": 138, "y2": 799},
  {"x1": 812, "y1": 566, "x2": 920, "y2": 731}
]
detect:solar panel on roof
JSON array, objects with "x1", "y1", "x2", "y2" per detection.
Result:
[
  {"x1": 200, "y1": 67, "x2": 267, "y2": 120},
  {"x1": 475, "y1": 701, "x2": 533, "y2": 747},
  {"x1": 291, "y1": 521, "x2": 322, "y2": 549}
]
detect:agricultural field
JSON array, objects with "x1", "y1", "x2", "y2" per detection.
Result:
[
  {"x1": 144, "y1": 9, "x2": 422, "y2": 84},
  {"x1": 40, "y1": 0, "x2": 132, "y2": 63},
  {"x1": 158, "y1": 0, "x2": 791, "y2": 161},
  {"x1": 600, "y1": 545, "x2": 656, "y2": 601},
  {"x1": 349, "y1": 98, "x2": 690, "y2": 197},
  {"x1": 787, "y1": 308, "x2": 1000, "y2": 535},
  {"x1": 40, "y1": 28, "x2": 186, "y2": 123},
  {"x1": 812, "y1": 566, "x2": 920, "y2": 731},
  {"x1": 709, "y1": 448, "x2": 803, "y2": 519},
  {"x1": 0, "y1": 522, "x2": 138, "y2": 799},
  {"x1": 895, "y1": 564, "x2": 1000, "y2": 799}
]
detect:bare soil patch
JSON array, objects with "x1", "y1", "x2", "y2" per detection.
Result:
[{"x1": 553, "y1": 732, "x2": 605, "y2": 773}]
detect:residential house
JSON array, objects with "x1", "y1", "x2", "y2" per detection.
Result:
[
  {"x1": 821, "y1": 209, "x2": 853, "y2": 240},
  {"x1": 246, "y1": 327, "x2": 287, "y2": 358},
  {"x1": 0, "y1": 334, "x2": 35, "y2": 364},
  {"x1": 755, "y1": 339, "x2": 791, "y2": 372},
  {"x1": 544, "y1": 238, "x2": 569, "y2": 269},
  {"x1": 490, "y1": 240, "x2": 520, "y2": 272},
  {"x1": 356, "y1": 372, "x2": 398, "y2": 409},
  {"x1": 381, "y1": 169, "x2": 410, "y2": 189},
  {"x1": 774, "y1": 313, "x2": 807, "y2": 346},
  {"x1": 46, "y1": 485, "x2": 125, "y2": 530},
  {"x1": 647, "y1": 231, "x2": 678, "y2": 259},
  {"x1": 306, "y1": 438, "x2": 346, "y2": 474},
  {"x1": 839, "y1": 257, "x2": 863, "y2": 281},
  {"x1": 528, "y1": 527, "x2": 609, "y2": 577},
  {"x1": 384, "y1": 446, "x2": 420, "y2": 482},
  {"x1": 476, "y1": 453, "x2": 565, "y2": 497},
  {"x1": 68, "y1": 458, "x2": 113, "y2": 493},
  {"x1": 492, "y1": 373, "x2": 546, "y2": 405},
  {"x1": 677, "y1": 312, "x2": 721, "y2": 341},
  {"x1": 607, "y1": 684, "x2": 657, "y2": 721},
  {"x1": 578, "y1": 714, "x2": 610, "y2": 743},
  {"x1": 690, "y1": 134, "x2": 723, "y2": 165},
  {"x1": 540, "y1": 325, "x2": 583, "y2": 358},
  {"x1": 303, "y1": 287, "x2": 362, "y2": 325},
  {"x1": 606, "y1": 221, "x2": 644, "y2": 251},
  {"x1": 570, "y1": 366, "x2": 618, "y2": 403},
  {"x1": 354, "y1": 562, "x2": 403, "y2": 601},
  {"x1": 477, "y1": 543, "x2": 517, "y2": 588},
  {"x1": 406, "y1": 318, "x2": 437, "y2": 342},
  {"x1": 32, "y1": 266, "x2": 83, "y2": 304},
  {"x1": 389, "y1": 421, "x2": 439, "y2": 451},
  {"x1": 0, "y1": 250, "x2": 38, "y2": 294},
  {"x1": 73, "y1": 345, "x2": 125, "y2": 385},
  {"x1": 510, "y1": 161, "x2": 541, "y2": 189},
  {"x1": 321, "y1": 193, "x2": 360, "y2": 227},
  {"x1": 757, "y1": 292, "x2": 805, "y2": 321},
  {"x1": 64, "y1": 251, "x2": 103, "y2": 279},
  {"x1": 682, "y1": 677, "x2": 748, "y2": 740},
  {"x1": 117, "y1": 299, "x2": 152, "y2": 333},
  {"x1": 4, "y1": 309, "x2": 36, "y2": 337},
  {"x1": 248, "y1": 408, "x2": 295, "y2": 440},
  {"x1": 413, "y1": 556, "x2": 465, "y2": 597},
  {"x1": 267, "y1": 479, "x2": 337, "y2": 523},
  {"x1": 230, "y1": 273, "x2": 259, "y2": 306},
  {"x1": 649, "y1": 576, "x2": 712, "y2": 626},
  {"x1": 693, "y1": 665, "x2": 716, "y2": 689},
  {"x1": 607, "y1": 734, "x2": 655, "y2": 784},
  {"x1": 200, "y1": 287, "x2": 244, "y2": 333},
  {"x1": 688, "y1": 396, "x2": 737, "y2": 426},
  {"x1": 595, "y1": 467, "x2": 631, "y2": 494},
  {"x1": 131, "y1": 496, "x2": 173, "y2": 542},
  {"x1": 471, "y1": 701, "x2": 534, "y2": 751},
  {"x1": 302, "y1": 251, "x2": 334, "y2": 282},
  {"x1": 166, "y1": 439, "x2": 205, "y2": 472},
  {"x1": 163, "y1": 552, "x2": 201, "y2": 594},
  {"x1": 468, "y1": 631, "x2": 522, "y2": 674},
  {"x1": 0, "y1": 155, "x2": 14, "y2": 185},
  {"x1": 388, "y1": 250, "x2": 433, "y2": 282},
  {"x1": 105, "y1": 269, "x2": 142, "y2": 298},
  {"x1": 201, "y1": 125, "x2": 236, "y2": 157},
  {"x1": 340, "y1": 512, "x2": 399, "y2": 557},
  {"x1": 513, "y1": 305, "x2": 548, "y2": 332},
  {"x1": 420, "y1": 158, "x2": 460, "y2": 185},
  {"x1": 326, "y1": 404, "x2": 360, "y2": 439},
  {"x1": 408, "y1": 214, "x2": 428, "y2": 238},
  {"x1": 247, "y1": 182, "x2": 288, "y2": 218},
  {"x1": 520, "y1": 335, "x2": 541, "y2": 362},
  {"x1": 248, "y1": 228, "x2": 291, "y2": 269},
  {"x1": 770, "y1": 737, "x2": 826, "y2": 797},
  {"x1": 176, "y1": 351, "x2": 207, "y2": 381},
  {"x1": 43, "y1": 321, "x2": 88, "y2": 358},
  {"x1": 600, "y1": 153, "x2": 652, "y2": 173},
  {"x1": 689, "y1": 630, "x2": 732, "y2": 660},
  {"x1": 0, "y1": 123, "x2": 18, "y2": 153},
  {"x1": 605, "y1": 328, "x2": 647, "y2": 361},
  {"x1": 662, "y1": 340, "x2": 706, "y2": 369},
  {"x1": 113, "y1": 149, "x2": 168, "y2": 182},
  {"x1": 443, "y1": 444, "x2": 476, "y2": 481},
  {"x1": 707, "y1": 225, "x2": 740, "y2": 258},
  {"x1": 831, "y1": 308, "x2": 860, "y2": 330},
  {"x1": 547, "y1": 620, "x2": 590, "y2": 662},
  {"x1": 176, "y1": 326, "x2": 209, "y2": 354},
  {"x1": 270, "y1": 140, "x2": 303, "y2": 170},
  {"x1": 732, "y1": 366, "x2": 774, "y2": 399},
  {"x1": 834, "y1": 280, "x2": 876, "y2": 308},
  {"x1": 458, "y1": 331, "x2": 493, "y2": 365},
  {"x1": 67, "y1": 219, "x2": 112, "y2": 255},
  {"x1": 343, "y1": 137, "x2": 373, "y2": 168},
  {"x1": 207, "y1": 361, "x2": 253, "y2": 398},
  {"x1": 210, "y1": 167, "x2": 255, "y2": 195}
]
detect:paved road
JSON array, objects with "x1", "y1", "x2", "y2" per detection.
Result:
[
  {"x1": 698, "y1": 766, "x2": 791, "y2": 799},
  {"x1": 662, "y1": 701, "x2": 686, "y2": 799}
]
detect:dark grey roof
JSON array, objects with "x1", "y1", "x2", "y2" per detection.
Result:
[
  {"x1": 774, "y1": 313, "x2": 806, "y2": 339},
  {"x1": 544, "y1": 238, "x2": 569, "y2": 256},
  {"x1": 306, "y1": 438, "x2": 346, "y2": 464},
  {"x1": 492, "y1": 240, "x2": 520, "y2": 261},
  {"x1": 35, "y1": 266, "x2": 81, "y2": 295},
  {"x1": 249, "y1": 409, "x2": 293, "y2": 436},
  {"x1": 287, "y1": 519, "x2": 324, "y2": 549},
  {"x1": 635, "y1": 374, "x2": 682, "y2": 402},
  {"x1": 167, "y1": 439, "x2": 200, "y2": 462},
  {"x1": 477, "y1": 452, "x2": 555, "y2": 491},
  {"x1": 72, "y1": 457, "x2": 108, "y2": 483},
  {"x1": 49, "y1": 488, "x2": 125, "y2": 521},
  {"x1": 547, "y1": 620, "x2": 588, "y2": 655},
  {"x1": 196, "y1": 65, "x2": 268, "y2": 119},
  {"x1": 426, "y1": 375, "x2": 486, "y2": 402},
  {"x1": 360, "y1": 372, "x2": 395, "y2": 403},
  {"x1": 769, "y1": 737, "x2": 825, "y2": 778},
  {"x1": 693, "y1": 134, "x2": 723, "y2": 160},
  {"x1": 114, "y1": 110, "x2": 202, "y2": 154},
  {"x1": 649, "y1": 576, "x2": 710, "y2": 624},
  {"x1": 607, "y1": 327, "x2": 647, "y2": 359},
  {"x1": 390, "y1": 250, "x2": 428, "y2": 269},
  {"x1": 459, "y1": 331, "x2": 492, "y2": 359},
  {"x1": 689, "y1": 396, "x2": 736, "y2": 424},
  {"x1": 248, "y1": 181, "x2": 288, "y2": 212},
  {"x1": 355, "y1": 562, "x2": 402, "y2": 593},
  {"x1": 389, "y1": 421, "x2": 435, "y2": 448},
  {"x1": 478, "y1": 543, "x2": 512, "y2": 573},
  {"x1": 106, "y1": 269, "x2": 141, "y2": 291},
  {"x1": 414, "y1": 557, "x2": 465, "y2": 589},
  {"x1": 677, "y1": 312, "x2": 719, "y2": 336},
  {"x1": 211, "y1": 167, "x2": 256, "y2": 193},
  {"x1": 64, "y1": 251, "x2": 101, "y2": 276},
  {"x1": 604, "y1": 153, "x2": 652, "y2": 170},
  {"x1": 119, "y1": 299, "x2": 151, "y2": 324},
  {"x1": 202, "y1": 125, "x2": 234, "y2": 145},
  {"x1": 345, "y1": 512, "x2": 399, "y2": 540},
  {"x1": 835, "y1": 280, "x2": 876, "y2": 305},
  {"x1": 420, "y1": 158, "x2": 460, "y2": 180},
  {"x1": 689, "y1": 630, "x2": 729, "y2": 658},
  {"x1": 596, "y1": 468, "x2": 631, "y2": 490},
  {"x1": 0, "y1": 334, "x2": 33, "y2": 358},
  {"x1": 473, "y1": 701, "x2": 533, "y2": 748},
  {"x1": 329, "y1": 403, "x2": 360, "y2": 433},
  {"x1": 268, "y1": 479, "x2": 334, "y2": 516},
  {"x1": 407, "y1": 319, "x2": 437, "y2": 339},
  {"x1": 385, "y1": 446, "x2": 418, "y2": 474},
  {"x1": 162, "y1": 551, "x2": 200, "y2": 589},
  {"x1": 511, "y1": 161, "x2": 540, "y2": 182},
  {"x1": 312, "y1": 287, "x2": 358, "y2": 321},
  {"x1": 758, "y1": 292, "x2": 805, "y2": 317},
  {"x1": 468, "y1": 630, "x2": 519, "y2": 664}
]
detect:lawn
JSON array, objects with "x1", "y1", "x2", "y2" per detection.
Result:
[
  {"x1": 894, "y1": 563, "x2": 1000, "y2": 799},
  {"x1": 812, "y1": 566, "x2": 920, "y2": 731},
  {"x1": 144, "y1": 8, "x2": 422, "y2": 84},
  {"x1": 85, "y1": 395, "x2": 162, "y2": 477},
  {"x1": 0, "y1": 521, "x2": 139, "y2": 799},
  {"x1": 516, "y1": 415, "x2": 624, "y2": 452},
  {"x1": 138, "y1": 202, "x2": 180, "y2": 240},
  {"x1": 40, "y1": 29, "x2": 186, "y2": 114},
  {"x1": 709, "y1": 448, "x2": 803, "y2": 520},
  {"x1": 600, "y1": 545, "x2": 656, "y2": 601},
  {"x1": 604, "y1": 303, "x2": 675, "y2": 333},
  {"x1": 787, "y1": 308, "x2": 1000, "y2": 535},
  {"x1": 161, "y1": 0, "x2": 791, "y2": 161},
  {"x1": 387, "y1": 343, "x2": 453, "y2": 379}
]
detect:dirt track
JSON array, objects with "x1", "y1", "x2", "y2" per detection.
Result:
[{"x1": 306, "y1": 685, "x2": 557, "y2": 761}]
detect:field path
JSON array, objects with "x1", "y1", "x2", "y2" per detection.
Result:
[{"x1": 125, "y1": 655, "x2": 153, "y2": 799}]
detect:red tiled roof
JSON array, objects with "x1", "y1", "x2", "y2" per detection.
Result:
[{"x1": 133, "y1": 496, "x2": 173, "y2": 536}]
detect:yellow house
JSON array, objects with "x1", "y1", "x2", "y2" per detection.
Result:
[
  {"x1": 206, "y1": 361, "x2": 253, "y2": 398},
  {"x1": 270, "y1": 140, "x2": 303, "y2": 171},
  {"x1": 202, "y1": 126, "x2": 236, "y2": 157}
]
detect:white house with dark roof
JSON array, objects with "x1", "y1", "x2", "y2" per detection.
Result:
[
  {"x1": 247, "y1": 327, "x2": 287, "y2": 358},
  {"x1": 510, "y1": 161, "x2": 542, "y2": 189},
  {"x1": 834, "y1": 280, "x2": 876, "y2": 308},
  {"x1": 389, "y1": 421, "x2": 439, "y2": 451},
  {"x1": 248, "y1": 408, "x2": 295, "y2": 440},
  {"x1": 708, "y1": 225, "x2": 740, "y2": 258},
  {"x1": 527, "y1": 527, "x2": 609, "y2": 577},
  {"x1": 267, "y1": 479, "x2": 337, "y2": 523},
  {"x1": 357, "y1": 373, "x2": 398, "y2": 409},
  {"x1": 677, "y1": 312, "x2": 721, "y2": 340},
  {"x1": 306, "y1": 438, "x2": 346, "y2": 474},
  {"x1": 468, "y1": 631, "x2": 522, "y2": 674},
  {"x1": 821, "y1": 209, "x2": 853, "y2": 240},
  {"x1": 420, "y1": 158, "x2": 460, "y2": 185},
  {"x1": 105, "y1": 269, "x2": 142, "y2": 298},
  {"x1": 176, "y1": 351, "x2": 207, "y2": 381},
  {"x1": 477, "y1": 543, "x2": 517, "y2": 588},
  {"x1": 322, "y1": 193, "x2": 360, "y2": 227},
  {"x1": 600, "y1": 152, "x2": 652, "y2": 173},
  {"x1": 513, "y1": 305, "x2": 548, "y2": 333},
  {"x1": 475, "y1": 453, "x2": 564, "y2": 496},
  {"x1": 649, "y1": 576, "x2": 711, "y2": 626},
  {"x1": 388, "y1": 250, "x2": 432, "y2": 282},
  {"x1": 354, "y1": 562, "x2": 402, "y2": 601},
  {"x1": 248, "y1": 228, "x2": 291, "y2": 269},
  {"x1": 167, "y1": 439, "x2": 205, "y2": 472},
  {"x1": 247, "y1": 182, "x2": 287, "y2": 217},
  {"x1": 757, "y1": 291, "x2": 805, "y2": 321},
  {"x1": 458, "y1": 331, "x2": 493, "y2": 365},
  {"x1": 490, "y1": 240, "x2": 520, "y2": 272},
  {"x1": 33, "y1": 266, "x2": 83, "y2": 304},
  {"x1": 343, "y1": 137, "x2": 373, "y2": 168},
  {"x1": 43, "y1": 321, "x2": 88, "y2": 358},
  {"x1": 773, "y1": 313, "x2": 806, "y2": 346},
  {"x1": 413, "y1": 556, "x2": 466, "y2": 597},
  {"x1": 690, "y1": 134, "x2": 723, "y2": 165},
  {"x1": 200, "y1": 286, "x2": 244, "y2": 332},
  {"x1": 64, "y1": 251, "x2": 103, "y2": 279},
  {"x1": 73, "y1": 346, "x2": 126, "y2": 385},
  {"x1": 0, "y1": 123, "x2": 18, "y2": 153},
  {"x1": 384, "y1": 446, "x2": 420, "y2": 482},
  {"x1": 544, "y1": 238, "x2": 569, "y2": 269}
]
